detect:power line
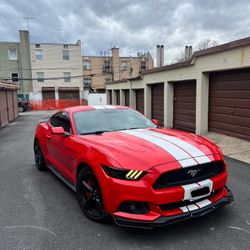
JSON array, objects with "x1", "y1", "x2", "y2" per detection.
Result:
[{"x1": 0, "y1": 69, "x2": 127, "y2": 81}]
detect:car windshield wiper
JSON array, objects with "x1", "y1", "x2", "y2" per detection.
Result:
[{"x1": 80, "y1": 130, "x2": 109, "y2": 135}]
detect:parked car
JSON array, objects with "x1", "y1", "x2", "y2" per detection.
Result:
[
  {"x1": 18, "y1": 97, "x2": 29, "y2": 112},
  {"x1": 34, "y1": 105, "x2": 233, "y2": 228}
]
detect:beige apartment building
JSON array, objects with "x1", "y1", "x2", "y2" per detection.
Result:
[
  {"x1": 30, "y1": 41, "x2": 83, "y2": 101},
  {"x1": 82, "y1": 47, "x2": 154, "y2": 92}
]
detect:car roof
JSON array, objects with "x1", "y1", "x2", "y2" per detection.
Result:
[{"x1": 64, "y1": 105, "x2": 130, "y2": 114}]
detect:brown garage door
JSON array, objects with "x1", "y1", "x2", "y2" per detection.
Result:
[
  {"x1": 115, "y1": 90, "x2": 120, "y2": 105},
  {"x1": 58, "y1": 88, "x2": 80, "y2": 100},
  {"x1": 0, "y1": 91, "x2": 8, "y2": 126},
  {"x1": 107, "y1": 90, "x2": 112, "y2": 104},
  {"x1": 173, "y1": 81, "x2": 196, "y2": 133},
  {"x1": 151, "y1": 83, "x2": 164, "y2": 125},
  {"x1": 135, "y1": 89, "x2": 144, "y2": 114},
  {"x1": 7, "y1": 91, "x2": 14, "y2": 122},
  {"x1": 42, "y1": 87, "x2": 55, "y2": 100},
  {"x1": 124, "y1": 89, "x2": 130, "y2": 106},
  {"x1": 209, "y1": 69, "x2": 250, "y2": 141}
]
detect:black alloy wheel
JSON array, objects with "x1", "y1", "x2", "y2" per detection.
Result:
[
  {"x1": 18, "y1": 106, "x2": 24, "y2": 113},
  {"x1": 34, "y1": 140, "x2": 47, "y2": 171},
  {"x1": 76, "y1": 167, "x2": 108, "y2": 222}
]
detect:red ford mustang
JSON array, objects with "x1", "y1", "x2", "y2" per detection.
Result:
[{"x1": 34, "y1": 105, "x2": 233, "y2": 228}]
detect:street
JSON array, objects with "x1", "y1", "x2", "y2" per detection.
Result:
[{"x1": 0, "y1": 112, "x2": 249, "y2": 250}]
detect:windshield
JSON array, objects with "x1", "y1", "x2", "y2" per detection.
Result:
[{"x1": 73, "y1": 109, "x2": 156, "y2": 135}]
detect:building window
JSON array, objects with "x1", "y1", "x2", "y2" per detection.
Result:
[
  {"x1": 103, "y1": 60, "x2": 111, "y2": 72},
  {"x1": 35, "y1": 49, "x2": 43, "y2": 60},
  {"x1": 8, "y1": 48, "x2": 17, "y2": 60},
  {"x1": 10, "y1": 72, "x2": 19, "y2": 82},
  {"x1": 63, "y1": 50, "x2": 69, "y2": 60},
  {"x1": 120, "y1": 61, "x2": 127, "y2": 71},
  {"x1": 35, "y1": 44, "x2": 41, "y2": 48},
  {"x1": 36, "y1": 72, "x2": 44, "y2": 82},
  {"x1": 140, "y1": 61, "x2": 146, "y2": 72},
  {"x1": 83, "y1": 78, "x2": 92, "y2": 87},
  {"x1": 64, "y1": 72, "x2": 71, "y2": 82},
  {"x1": 83, "y1": 61, "x2": 91, "y2": 70},
  {"x1": 63, "y1": 45, "x2": 68, "y2": 49}
]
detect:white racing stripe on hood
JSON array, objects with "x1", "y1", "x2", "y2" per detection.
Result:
[
  {"x1": 92, "y1": 105, "x2": 116, "y2": 109},
  {"x1": 92, "y1": 105, "x2": 106, "y2": 109},
  {"x1": 104, "y1": 105, "x2": 116, "y2": 109},
  {"x1": 136, "y1": 129, "x2": 211, "y2": 164},
  {"x1": 121, "y1": 130, "x2": 197, "y2": 167}
]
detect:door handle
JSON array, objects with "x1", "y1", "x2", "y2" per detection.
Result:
[{"x1": 46, "y1": 134, "x2": 51, "y2": 139}]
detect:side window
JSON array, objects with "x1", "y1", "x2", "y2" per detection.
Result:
[{"x1": 50, "y1": 112, "x2": 72, "y2": 133}]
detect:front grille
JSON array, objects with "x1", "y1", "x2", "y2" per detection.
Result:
[
  {"x1": 153, "y1": 161, "x2": 225, "y2": 189},
  {"x1": 160, "y1": 188, "x2": 222, "y2": 211}
]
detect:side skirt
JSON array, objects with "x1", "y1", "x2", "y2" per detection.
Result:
[{"x1": 47, "y1": 165, "x2": 76, "y2": 192}]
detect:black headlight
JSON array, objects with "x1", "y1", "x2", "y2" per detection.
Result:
[{"x1": 101, "y1": 165, "x2": 146, "y2": 180}]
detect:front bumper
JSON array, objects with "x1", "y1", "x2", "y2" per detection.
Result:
[{"x1": 113, "y1": 189, "x2": 233, "y2": 229}]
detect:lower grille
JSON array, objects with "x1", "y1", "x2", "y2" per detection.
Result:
[
  {"x1": 153, "y1": 161, "x2": 225, "y2": 189},
  {"x1": 160, "y1": 188, "x2": 222, "y2": 211}
]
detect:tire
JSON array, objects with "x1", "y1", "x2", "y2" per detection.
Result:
[
  {"x1": 18, "y1": 106, "x2": 24, "y2": 113},
  {"x1": 34, "y1": 140, "x2": 47, "y2": 171},
  {"x1": 76, "y1": 167, "x2": 108, "y2": 222}
]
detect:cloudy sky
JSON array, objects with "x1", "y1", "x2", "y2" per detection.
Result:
[{"x1": 0, "y1": 0, "x2": 250, "y2": 63}]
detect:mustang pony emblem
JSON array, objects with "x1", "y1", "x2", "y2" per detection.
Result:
[{"x1": 187, "y1": 169, "x2": 201, "y2": 177}]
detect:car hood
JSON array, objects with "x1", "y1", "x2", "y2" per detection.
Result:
[{"x1": 78, "y1": 128, "x2": 220, "y2": 171}]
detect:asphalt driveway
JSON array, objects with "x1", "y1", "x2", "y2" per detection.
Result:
[{"x1": 0, "y1": 112, "x2": 249, "y2": 250}]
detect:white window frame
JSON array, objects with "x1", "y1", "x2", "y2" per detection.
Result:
[
  {"x1": 35, "y1": 49, "x2": 43, "y2": 60},
  {"x1": 63, "y1": 50, "x2": 69, "y2": 60},
  {"x1": 64, "y1": 72, "x2": 71, "y2": 82},
  {"x1": 36, "y1": 72, "x2": 44, "y2": 82},
  {"x1": 83, "y1": 61, "x2": 91, "y2": 70},
  {"x1": 8, "y1": 48, "x2": 17, "y2": 60}
]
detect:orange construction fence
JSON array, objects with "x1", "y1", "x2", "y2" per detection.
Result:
[{"x1": 30, "y1": 99, "x2": 88, "y2": 111}]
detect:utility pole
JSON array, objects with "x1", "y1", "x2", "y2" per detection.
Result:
[{"x1": 20, "y1": 16, "x2": 34, "y2": 31}]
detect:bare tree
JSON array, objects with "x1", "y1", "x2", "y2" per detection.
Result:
[
  {"x1": 195, "y1": 38, "x2": 219, "y2": 51},
  {"x1": 174, "y1": 49, "x2": 186, "y2": 63},
  {"x1": 173, "y1": 38, "x2": 219, "y2": 63}
]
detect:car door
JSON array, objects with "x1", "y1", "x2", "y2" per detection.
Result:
[{"x1": 46, "y1": 112, "x2": 76, "y2": 183}]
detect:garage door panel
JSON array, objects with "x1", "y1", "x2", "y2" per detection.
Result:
[
  {"x1": 208, "y1": 127, "x2": 250, "y2": 141},
  {"x1": 210, "y1": 89, "x2": 250, "y2": 98},
  {"x1": 209, "y1": 69, "x2": 250, "y2": 141},
  {"x1": 174, "y1": 108, "x2": 196, "y2": 116},
  {"x1": 209, "y1": 106, "x2": 250, "y2": 118},
  {"x1": 175, "y1": 97, "x2": 196, "y2": 103},
  {"x1": 209, "y1": 121, "x2": 250, "y2": 137},
  {"x1": 59, "y1": 91, "x2": 79, "y2": 100},
  {"x1": 174, "y1": 102, "x2": 196, "y2": 110},
  {"x1": 151, "y1": 83, "x2": 164, "y2": 125},
  {"x1": 174, "y1": 114, "x2": 196, "y2": 123},
  {"x1": 210, "y1": 97, "x2": 250, "y2": 109},
  {"x1": 209, "y1": 80, "x2": 250, "y2": 90},
  {"x1": 174, "y1": 120, "x2": 196, "y2": 132},
  {"x1": 136, "y1": 89, "x2": 144, "y2": 114},
  {"x1": 210, "y1": 70, "x2": 250, "y2": 82},
  {"x1": 124, "y1": 90, "x2": 129, "y2": 106},
  {"x1": 210, "y1": 113, "x2": 250, "y2": 127},
  {"x1": 173, "y1": 81, "x2": 196, "y2": 133}
]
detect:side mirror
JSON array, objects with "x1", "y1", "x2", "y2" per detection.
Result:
[
  {"x1": 152, "y1": 119, "x2": 161, "y2": 126},
  {"x1": 51, "y1": 127, "x2": 65, "y2": 135}
]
